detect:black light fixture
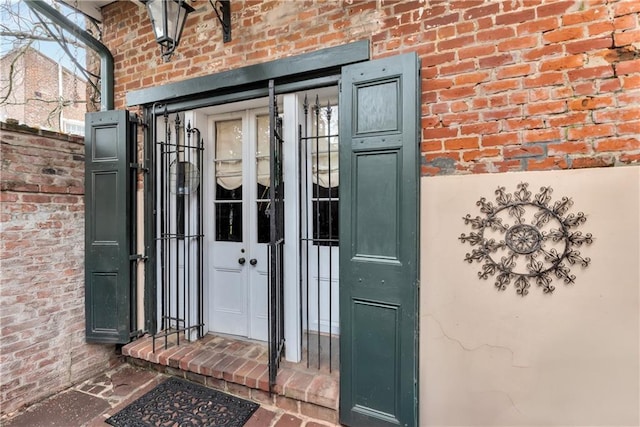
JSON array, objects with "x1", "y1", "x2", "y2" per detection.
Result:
[{"x1": 140, "y1": 0, "x2": 195, "y2": 61}]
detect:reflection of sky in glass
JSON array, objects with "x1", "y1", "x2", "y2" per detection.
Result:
[{"x1": 1, "y1": 0, "x2": 87, "y2": 76}]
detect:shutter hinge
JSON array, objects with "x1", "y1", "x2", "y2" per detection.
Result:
[
  {"x1": 130, "y1": 162, "x2": 149, "y2": 173},
  {"x1": 129, "y1": 254, "x2": 148, "y2": 262},
  {"x1": 129, "y1": 113, "x2": 149, "y2": 128}
]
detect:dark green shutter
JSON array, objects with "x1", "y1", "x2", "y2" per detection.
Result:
[
  {"x1": 85, "y1": 110, "x2": 135, "y2": 343},
  {"x1": 339, "y1": 53, "x2": 420, "y2": 427}
]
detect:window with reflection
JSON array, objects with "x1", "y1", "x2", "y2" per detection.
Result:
[
  {"x1": 256, "y1": 115, "x2": 270, "y2": 244},
  {"x1": 214, "y1": 119, "x2": 243, "y2": 242},
  {"x1": 311, "y1": 104, "x2": 339, "y2": 246}
]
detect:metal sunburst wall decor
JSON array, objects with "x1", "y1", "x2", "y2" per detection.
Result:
[{"x1": 459, "y1": 183, "x2": 593, "y2": 296}]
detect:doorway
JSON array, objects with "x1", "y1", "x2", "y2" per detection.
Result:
[
  {"x1": 123, "y1": 43, "x2": 418, "y2": 427},
  {"x1": 202, "y1": 88, "x2": 340, "y2": 361},
  {"x1": 207, "y1": 108, "x2": 271, "y2": 341}
]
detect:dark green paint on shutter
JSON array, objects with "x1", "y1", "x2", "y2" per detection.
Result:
[
  {"x1": 339, "y1": 53, "x2": 420, "y2": 427},
  {"x1": 85, "y1": 110, "x2": 135, "y2": 344}
]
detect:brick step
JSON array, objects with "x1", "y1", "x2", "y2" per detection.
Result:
[{"x1": 122, "y1": 334, "x2": 339, "y2": 425}]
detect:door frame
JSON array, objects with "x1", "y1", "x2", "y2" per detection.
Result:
[
  {"x1": 132, "y1": 41, "x2": 420, "y2": 425},
  {"x1": 136, "y1": 41, "x2": 370, "y2": 341}
]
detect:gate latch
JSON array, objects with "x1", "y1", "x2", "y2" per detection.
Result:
[{"x1": 130, "y1": 162, "x2": 149, "y2": 173}]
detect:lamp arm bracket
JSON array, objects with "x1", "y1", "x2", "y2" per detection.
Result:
[{"x1": 209, "y1": 0, "x2": 231, "y2": 43}]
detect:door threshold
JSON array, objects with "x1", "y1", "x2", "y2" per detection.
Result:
[{"x1": 122, "y1": 333, "x2": 339, "y2": 424}]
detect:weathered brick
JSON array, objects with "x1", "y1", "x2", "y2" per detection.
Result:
[
  {"x1": 497, "y1": 64, "x2": 535, "y2": 80},
  {"x1": 617, "y1": 120, "x2": 640, "y2": 135},
  {"x1": 482, "y1": 132, "x2": 520, "y2": 146},
  {"x1": 527, "y1": 157, "x2": 569, "y2": 171},
  {"x1": 523, "y1": 129, "x2": 562, "y2": 143},
  {"x1": 462, "y1": 148, "x2": 501, "y2": 162},
  {"x1": 567, "y1": 65, "x2": 614, "y2": 80},
  {"x1": 497, "y1": 35, "x2": 538, "y2": 52},
  {"x1": 543, "y1": 27, "x2": 585, "y2": 44},
  {"x1": 540, "y1": 55, "x2": 585, "y2": 72},
  {"x1": 504, "y1": 145, "x2": 545, "y2": 159},
  {"x1": 572, "y1": 156, "x2": 615, "y2": 168},
  {"x1": 614, "y1": 1, "x2": 640, "y2": 17},
  {"x1": 444, "y1": 137, "x2": 480, "y2": 150},
  {"x1": 537, "y1": 1, "x2": 576, "y2": 18},
  {"x1": 525, "y1": 100, "x2": 567, "y2": 115},
  {"x1": 548, "y1": 142, "x2": 590, "y2": 156},
  {"x1": 615, "y1": 58, "x2": 640, "y2": 75},
  {"x1": 0, "y1": 124, "x2": 115, "y2": 416},
  {"x1": 458, "y1": 44, "x2": 495, "y2": 60},
  {"x1": 568, "y1": 96, "x2": 615, "y2": 111},
  {"x1": 614, "y1": 29, "x2": 640, "y2": 47},
  {"x1": 565, "y1": 37, "x2": 613, "y2": 54},
  {"x1": 562, "y1": 6, "x2": 608, "y2": 25},
  {"x1": 595, "y1": 137, "x2": 640, "y2": 152},
  {"x1": 495, "y1": 9, "x2": 535, "y2": 26},
  {"x1": 568, "y1": 124, "x2": 616, "y2": 140},
  {"x1": 517, "y1": 17, "x2": 560, "y2": 35}
]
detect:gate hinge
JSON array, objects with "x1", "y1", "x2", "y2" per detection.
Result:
[
  {"x1": 129, "y1": 254, "x2": 148, "y2": 262},
  {"x1": 130, "y1": 163, "x2": 149, "y2": 173}
]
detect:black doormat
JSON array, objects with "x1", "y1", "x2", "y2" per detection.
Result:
[{"x1": 106, "y1": 377, "x2": 259, "y2": 427}]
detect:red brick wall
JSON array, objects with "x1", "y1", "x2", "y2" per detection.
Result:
[
  {"x1": 102, "y1": 0, "x2": 640, "y2": 175},
  {"x1": 0, "y1": 48, "x2": 87, "y2": 132},
  {"x1": 0, "y1": 122, "x2": 116, "y2": 418}
]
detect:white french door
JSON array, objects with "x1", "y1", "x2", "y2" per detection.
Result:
[
  {"x1": 207, "y1": 109, "x2": 270, "y2": 341},
  {"x1": 200, "y1": 88, "x2": 339, "y2": 362}
]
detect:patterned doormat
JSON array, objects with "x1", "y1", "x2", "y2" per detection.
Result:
[{"x1": 106, "y1": 377, "x2": 259, "y2": 427}]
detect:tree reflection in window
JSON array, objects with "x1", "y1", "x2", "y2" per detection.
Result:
[
  {"x1": 256, "y1": 183, "x2": 270, "y2": 243},
  {"x1": 311, "y1": 101, "x2": 339, "y2": 247},
  {"x1": 313, "y1": 183, "x2": 338, "y2": 246},
  {"x1": 215, "y1": 185, "x2": 242, "y2": 241}
]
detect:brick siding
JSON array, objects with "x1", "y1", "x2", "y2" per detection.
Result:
[
  {"x1": 0, "y1": 122, "x2": 116, "y2": 418},
  {"x1": 102, "y1": 0, "x2": 639, "y2": 175},
  {"x1": 0, "y1": 48, "x2": 87, "y2": 132}
]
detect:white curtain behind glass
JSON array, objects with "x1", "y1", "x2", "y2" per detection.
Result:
[
  {"x1": 256, "y1": 115, "x2": 270, "y2": 188},
  {"x1": 312, "y1": 105, "x2": 339, "y2": 188},
  {"x1": 215, "y1": 119, "x2": 243, "y2": 190}
]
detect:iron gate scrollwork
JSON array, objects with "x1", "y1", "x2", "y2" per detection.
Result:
[{"x1": 268, "y1": 80, "x2": 285, "y2": 392}]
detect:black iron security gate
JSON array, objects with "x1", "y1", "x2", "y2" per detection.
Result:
[
  {"x1": 153, "y1": 109, "x2": 204, "y2": 350},
  {"x1": 299, "y1": 93, "x2": 339, "y2": 372},
  {"x1": 268, "y1": 80, "x2": 286, "y2": 392}
]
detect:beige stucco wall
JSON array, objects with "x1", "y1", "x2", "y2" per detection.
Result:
[{"x1": 420, "y1": 166, "x2": 639, "y2": 426}]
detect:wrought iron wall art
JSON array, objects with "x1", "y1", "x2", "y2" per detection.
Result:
[{"x1": 459, "y1": 183, "x2": 593, "y2": 296}]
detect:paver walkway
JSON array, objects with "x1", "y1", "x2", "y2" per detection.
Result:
[{"x1": 3, "y1": 363, "x2": 339, "y2": 427}]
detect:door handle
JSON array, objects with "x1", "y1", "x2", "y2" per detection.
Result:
[
  {"x1": 238, "y1": 257, "x2": 246, "y2": 265},
  {"x1": 249, "y1": 258, "x2": 257, "y2": 266}
]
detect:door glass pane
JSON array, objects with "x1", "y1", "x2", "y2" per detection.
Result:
[
  {"x1": 256, "y1": 115, "x2": 270, "y2": 194},
  {"x1": 311, "y1": 103, "x2": 339, "y2": 246},
  {"x1": 215, "y1": 202, "x2": 242, "y2": 242},
  {"x1": 215, "y1": 119, "x2": 243, "y2": 192},
  {"x1": 215, "y1": 119, "x2": 243, "y2": 241},
  {"x1": 313, "y1": 185, "x2": 339, "y2": 247},
  {"x1": 257, "y1": 189, "x2": 270, "y2": 244},
  {"x1": 256, "y1": 115, "x2": 270, "y2": 243}
]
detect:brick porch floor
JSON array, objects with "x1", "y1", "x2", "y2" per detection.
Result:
[
  {"x1": 122, "y1": 333, "x2": 340, "y2": 425},
  {"x1": 4, "y1": 362, "x2": 338, "y2": 427}
]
